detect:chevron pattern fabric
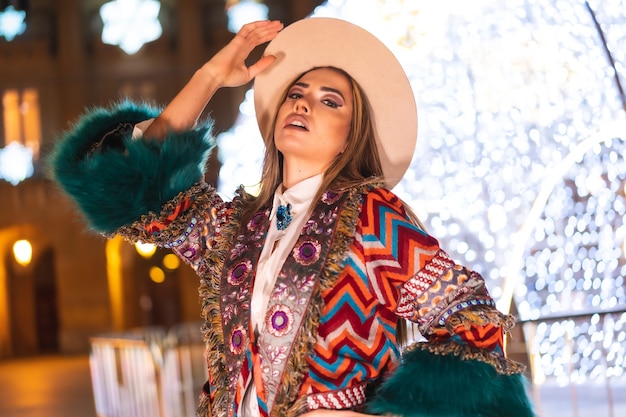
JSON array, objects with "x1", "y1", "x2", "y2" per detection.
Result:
[{"x1": 300, "y1": 188, "x2": 506, "y2": 398}]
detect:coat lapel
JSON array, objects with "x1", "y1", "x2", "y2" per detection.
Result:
[{"x1": 204, "y1": 184, "x2": 370, "y2": 417}]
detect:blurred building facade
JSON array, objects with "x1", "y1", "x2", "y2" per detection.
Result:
[
  {"x1": 0, "y1": 0, "x2": 324, "y2": 358},
  {"x1": 2, "y1": 2, "x2": 625, "y2": 415}
]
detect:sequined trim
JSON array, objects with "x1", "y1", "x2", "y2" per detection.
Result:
[
  {"x1": 306, "y1": 382, "x2": 368, "y2": 410},
  {"x1": 436, "y1": 298, "x2": 496, "y2": 326},
  {"x1": 395, "y1": 250, "x2": 455, "y2": 319},
  {"x1": 116, "y1": 182, "x2": 219, "y2": 246},
  {"x1": 163, "y1": 216, "x2": 198, "y2": 248}
]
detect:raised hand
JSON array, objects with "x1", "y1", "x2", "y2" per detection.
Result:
[
  {"x1": 204, "y1": 20, "x2": 284, "y2": 88},
  {"x1": 144, "y1": 20, "x2": 283, "y2": 138}
]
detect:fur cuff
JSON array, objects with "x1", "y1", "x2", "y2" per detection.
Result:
[
  {"x1": 48, "y1": 101, "x2": 215, "y2": 234},
  {"x1": 365, "y1": 343, "x2": 535, "y2": 417}
]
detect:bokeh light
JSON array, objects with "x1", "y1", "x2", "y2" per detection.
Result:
[{"x1": 216, "y1": 0, "x2": 626, "y2": 386}]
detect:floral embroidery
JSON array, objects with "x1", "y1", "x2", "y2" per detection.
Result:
[
  {"x1": 248, "y1": 210, "x2": 269, "y2": 240},
  {"x1": 228, "y1": 358, "x2": 243, "y2": 390},
  {"x1": 266, "y1": 304, "x2": 294, "y2": 337},
  {"x1": 272, "y1": 274, "x2": 293, "y2": 301},
  {"x1": 227, "y1": 260, "x2": 251, "y2": 286},
  {"x1": 317, "y1": 205, "x2": 340, "y2": 228},
  {"x1": 267, "y1": 345, "x2": 289, "y2": 367},
  {"x1": 229, "y1": 325, "x2": 246, "y2": 355},
  {"x1": 293, "y1": 237, "x2": 321, "y2": 266},
  {"x1": 180, "y1": 245, "x2": 197, "y2": 259},
  {"x1": 250, "y1": 211, "x2": 267, "y2": 228},
  {"x1": 321, "y1": 191, "x2": 340, "y2": 204},
  {"x1": 222, "y1": 285, "x2": 250, "y2": 323},
  {"x1": 229, "y1": 241, "x2": 249, "y2": 260},
  {"x1": 295, "y1": 274, "x2": 316, "y2": 296},
  {"x1": 261, "y1": 344, "x2": 289, "y2": 382}
]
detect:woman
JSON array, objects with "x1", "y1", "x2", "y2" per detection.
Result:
[{"x1": 50, "y1": 18, "x2": 534, "y2": 417}]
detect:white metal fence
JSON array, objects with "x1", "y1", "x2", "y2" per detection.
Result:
[
  {"x1": 521, "y1": 309, "x2": 626, "y2": 417},
  {"x1": 89, "y1": 322, "x2": 207, "y2": 417},
  {"x1": 89, "y1": 315, "x2": 626, "y2": 417}
]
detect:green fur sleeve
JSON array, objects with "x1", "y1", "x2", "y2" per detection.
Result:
[
  {"x1": 48, "y1": 101, "x2": 216, "y2": 234},
  {"x1": 365, "y1": 342, "x2": 535, "y2": 417}
]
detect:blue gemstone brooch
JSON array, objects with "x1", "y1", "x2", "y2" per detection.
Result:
[{"x1": 276, "y1": 203, "x2": 292, "y2": 231}]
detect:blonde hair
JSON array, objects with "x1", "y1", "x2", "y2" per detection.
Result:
[
  {"x1": 241, "y1": 67, "x2": 423, "y2": 347},
  {"x1": 241, "y1": 67, "x2": 384, "y2": 222}
]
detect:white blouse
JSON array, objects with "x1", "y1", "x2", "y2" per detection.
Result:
[
  {"x1": 132, "y1": 120, "x2": 324, "y2": 415},
  {"x1": 242, "y1": 174, "x2": 324, "y2": 416}
]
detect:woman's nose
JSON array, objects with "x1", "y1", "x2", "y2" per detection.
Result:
[{"x1": 293, "y1": 98, "x2": 309, "y2": 113}]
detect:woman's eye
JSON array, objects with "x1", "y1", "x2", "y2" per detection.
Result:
[
  {"x1": 288, "y1": 92, "x2": 302, "y2": 99},
  {"x1": 322, "y1": 99, "x2": 339, "y2": 108}
]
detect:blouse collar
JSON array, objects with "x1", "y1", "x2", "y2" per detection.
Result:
[{"x1": 270, "y1": 174, "x2": 324, "y2": 222}]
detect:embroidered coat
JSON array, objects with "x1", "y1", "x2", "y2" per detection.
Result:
[{"x1": 50, "y1": 102, "x2": 535, "y2": 417}]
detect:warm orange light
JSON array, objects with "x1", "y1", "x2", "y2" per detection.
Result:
[
  {"x1": 162, "y1": 253, "x2": 180, "y2": 270},
  {"x1": 3, "y1": 90, "x2": 21, "y2": 146},
  {"x1": 135, "y1": 241, "x2": 157, "y2": 258},
  {"x1": 22, "y1": 88, "x2": 41, "y2": 158},
  {"x1": 149, "y1": 266, "x2": 165, "y2": 283},
  {"x1": 106, "y1": 236, "x2": 125, "y2": 331},
  {"x1": 12, "y1": 239, "x2": 32, "y2": 267}
]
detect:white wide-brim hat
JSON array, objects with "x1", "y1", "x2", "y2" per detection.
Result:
[{"x1": 254, "y1": 17, "x2": 418, "y2": 189}]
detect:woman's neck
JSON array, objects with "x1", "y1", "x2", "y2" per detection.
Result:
[{"x1": 281, "y1": 159, "x2": 327, "y2": 190}]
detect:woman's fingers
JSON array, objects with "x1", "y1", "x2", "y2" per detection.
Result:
[
  {"x1": 240, "y1": 20, "x2": 283, "y2": 78},
  {"x1": 247, "y1": 54, "x2": 276, "y2": 79},
  {"x1": 202, "y1": 20, "x2": 282, "y2": 88},
  {"x1": 238, "y1": 20, "x2": 283, "y2": 40},
  {"x1": 217, "y1": 20, "x2": 282, "y2": 85},
  {"x1": 235, "y1": 20, "x2": 283, "y2": 52}
]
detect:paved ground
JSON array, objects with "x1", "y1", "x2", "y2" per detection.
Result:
[
  {"x1": 535, "y1": 380, "x2": 626, "y2": 417},
  {"x1": 0, "y1": 354, "x2": 624, "y2": 417},
  {"x1": 0, "y1": 355, "x2": 96, "y2": 417}
]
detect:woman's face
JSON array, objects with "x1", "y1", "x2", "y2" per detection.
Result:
[{"x1": 273, "y1": 67, "x2": 353, "y2": 172}]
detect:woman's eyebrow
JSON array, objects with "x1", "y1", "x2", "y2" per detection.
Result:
[{"x1": 294, "y1": 82, "x2": 345, "y2": 100}]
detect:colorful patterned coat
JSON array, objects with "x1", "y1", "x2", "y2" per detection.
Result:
[{"x1": 50, "y1": 102, "x2": 534, "y2": 417}]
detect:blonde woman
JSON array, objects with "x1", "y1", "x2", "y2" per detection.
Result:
[{"x1": 51, "y1": 18, "x2": 534, "y2": 417}]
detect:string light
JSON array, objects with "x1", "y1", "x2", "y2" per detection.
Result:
[
  {"x1": 149, "y1": 266, "x2": 165, "y2": 283},
  {"x1": 0, "y1": 5, "x2": 26, "y2": 41},
  {"x1": 226, "y1": 0, "x2": 269, "y2": 33},
  {"x1": 216, "y1": 0, "x2": 626, "y2": 386},
  {"x1": 13, "y1": 239, "x2": 32, "y2": 267},
  {"x1": 0, "y1": 142, "x2": 34, "y2": 185},
  {"x1": 100, "y1": 0, "x2": 162, "y2": 54},
  {"x1": 135, "y1": 241, "x2": 157, "y2": 258},
  {"x1": 162, "y1": 253, "x2": 180, "y2": 270}
]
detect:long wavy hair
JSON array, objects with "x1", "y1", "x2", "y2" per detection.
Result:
[
  {"x1": 241, "y1": 66, "x2": 383, "y2": 221},
  {"x1": 241, "y1": 66, "x2": 421, "y2": 347}
]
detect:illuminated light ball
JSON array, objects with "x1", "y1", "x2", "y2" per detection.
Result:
[
  {"x1": 149, "y1": 266, "x2": 165, "y2": 283},
  {"x1": 135, "y1": 241, "x2": 157, "y2": 258},
  {"x1": 13, "y1": 239, "x2": 32, "y2": 266},
  {"x1": 162, "y1": 253, "x2": 180, "y2": 270}
]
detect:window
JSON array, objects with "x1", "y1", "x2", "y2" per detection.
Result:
[
  {"x1": 1, "y1": 87, "x2": 40, "y2": 158},
  {"x1": 0, "y1": 88, "x2": 39, "y2": 184}
]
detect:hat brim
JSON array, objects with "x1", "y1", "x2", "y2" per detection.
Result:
[{"x1": 254, "y1": 17, "x2": 418, "y2": 189}]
